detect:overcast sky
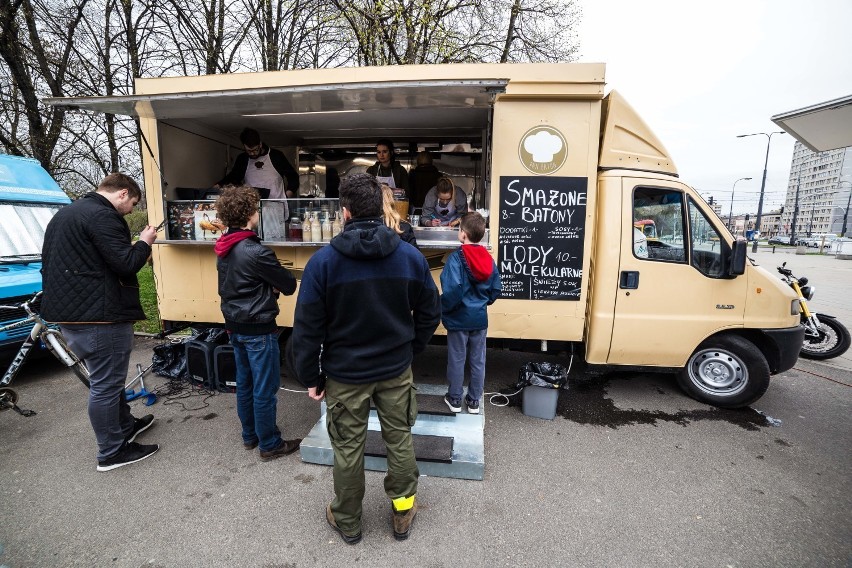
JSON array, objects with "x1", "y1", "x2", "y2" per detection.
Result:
[{"x1": 577, "y1": 0, "x2": 852, "y2": 215}]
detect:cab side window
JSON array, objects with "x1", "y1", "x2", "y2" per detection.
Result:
[
  {"x1": 632, "y1": 187, "x2": 686, "y2": 263},
  {"x1": 688, "y1": 197, "x2": 725, "y2": 277}
]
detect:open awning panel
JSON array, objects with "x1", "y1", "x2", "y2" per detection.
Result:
[
  {"x1": 45, "y1": 80, "x2": 504, "y2": 145},
  {"x1": 771, "y1": 95, "x2": 852, "y2": 153}
]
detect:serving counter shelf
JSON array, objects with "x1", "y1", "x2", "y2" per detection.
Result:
[{"x1": 155, "y1": 226, "x2": 489, "y2": 249}]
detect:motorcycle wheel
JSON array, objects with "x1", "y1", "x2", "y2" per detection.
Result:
[
  {"x1": 677, "y1": 335, "x2": 770, "y2": 408},
  {"x1": 800, "y1": 316, "x2": 852, "y2": 360}
]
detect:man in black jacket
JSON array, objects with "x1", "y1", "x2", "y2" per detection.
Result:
[
  {"x1": 217, "y1": 128, "x2": 299, "y2": 240},
  {"x1": 214, "y1": 185, "x2": 301, "y2": 461},
  {"x1": 217, "y1": 127, "x2": 299, "y2": 199},
  {"x1": 292, "y1": 173, "x2": 440, "y2": 544},
  {"x1": 41, "y1": 173, "x2": 159, "y2": 472}
]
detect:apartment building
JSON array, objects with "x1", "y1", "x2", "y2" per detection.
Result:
[{"x1": 779, "y1": 142, "x2": 852, "y2": 238}]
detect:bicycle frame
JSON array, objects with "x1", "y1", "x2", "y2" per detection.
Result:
[{"x1": 0, "y1": 313, "x2": 44, "y2": 387}]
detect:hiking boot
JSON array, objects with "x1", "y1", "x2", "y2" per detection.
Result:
[
  {"x1": 244, "y1": 440, "x2": 259, "y2": 450},
  {"x1": 326, "y1": 505, "x2": 362, "y2": 545},
  {"x1": 444, "y1": 394, "x2": 461, "y2": 413},
  {"x1": 259, "y1": 438, "x2": 301, "y2": 461},
  {"x1": 465, "y1": 397, "x2": 480, "y2": 414},
  {"x1": 125, "y1": 414, "x2": 155, "y2": 444},
  {"x1": 97, "y1": 442, "x2": 159, "y2": 472},
  {"x1": 392, "y1": 501, "x2": 418, "y2": 541}
]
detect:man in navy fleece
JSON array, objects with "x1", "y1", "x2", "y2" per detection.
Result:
[{"x1": 292, "y1": 173, "x2": 440, "y2": 545}]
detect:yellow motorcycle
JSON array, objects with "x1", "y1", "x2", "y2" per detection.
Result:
[{"x1": 778, "y1": 263, "x2": 851, "y2": 360}]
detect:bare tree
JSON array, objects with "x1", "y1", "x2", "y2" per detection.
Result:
[
  {"x1": 495, "y1": 0, "x2": 580, "y2": 63},
  {"x1": 159, "y1": 0, "x2": 254, "y2": 75},
  {"x1": 0, "y1": 0, "x2": 89, "y2": 173}
]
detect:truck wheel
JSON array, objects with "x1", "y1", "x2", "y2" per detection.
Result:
[{"x1": 677, "y1": 335, "x2": 770, "y2": 408}]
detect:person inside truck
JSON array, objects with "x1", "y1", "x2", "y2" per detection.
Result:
[
  {"x1": 366, "y1": 138, "x2": 409, "y2": 195},
  {"x1": 408, "y1": 151, "x2": 442, "y2": 207},
  {"x1": 216, "y1": 127, "x2": 300, "y2": 198},
  {"x1": 215, "y1": 128, "x2": 299, "y2": 240},
  {"x1": 420, "y1": 176, "x2": 467, "y2": 227}
]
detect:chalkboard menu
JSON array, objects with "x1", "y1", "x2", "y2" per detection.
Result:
[{"x1": 498, "y1": 176, "x2": 587, "y2": 300}]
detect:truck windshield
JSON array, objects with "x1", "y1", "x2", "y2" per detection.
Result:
[{"x1": 0, "y1": 202, "x2": 63, "y2": 259}]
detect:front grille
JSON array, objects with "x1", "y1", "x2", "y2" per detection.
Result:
[{"x1": 0, "y1": 294, "x2": 41, "y2": 322}]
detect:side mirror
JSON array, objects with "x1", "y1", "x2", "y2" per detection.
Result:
[{"x1": 728, "y1": 237, "x2": 747, "y2": 276}]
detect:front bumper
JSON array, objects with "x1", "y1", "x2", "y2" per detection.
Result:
[{"x1": 761, "y1": 326, "x2": 805, "y2": 373}]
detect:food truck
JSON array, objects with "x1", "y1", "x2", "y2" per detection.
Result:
[{"x1": 46, "y1": 63, "x2": 803, "y2": 408}]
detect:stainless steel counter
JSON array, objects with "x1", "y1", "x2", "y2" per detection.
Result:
[{"x1": 157, "y1": 227, "x2": 489, "y2": 250}]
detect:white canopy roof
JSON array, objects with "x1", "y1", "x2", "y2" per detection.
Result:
[{"x1": 771, "y1": 94, "x2": 852, "y2": 152}]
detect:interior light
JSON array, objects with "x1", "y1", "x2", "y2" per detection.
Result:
[{"x1": 241, "y1": 109, "x2": 363, "y2": 117}]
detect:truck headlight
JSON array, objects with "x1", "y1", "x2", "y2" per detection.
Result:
[{"x1": 791, "y1": 299, "x2": 801, "y2": 315}]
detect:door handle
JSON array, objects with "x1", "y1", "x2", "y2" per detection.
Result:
[{"x1": 620, "y1": 271, "x2": 639, "y2": 289}]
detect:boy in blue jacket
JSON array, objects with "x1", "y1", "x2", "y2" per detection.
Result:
[{"x1": 440, "y1": 212, "x2": 502, "y2": 414}]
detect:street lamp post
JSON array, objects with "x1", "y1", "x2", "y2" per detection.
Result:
[
  {"x1": 839, "y1": 181, "x2": 852, "y2": 238},
  {"x1": 738, "y1": 131, "x2": 785, "y2": 251},
  {"x1": 728, "y1": 177, "x2": 753, "y2": 234}
]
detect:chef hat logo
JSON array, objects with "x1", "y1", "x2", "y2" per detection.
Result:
[{"x1": 523, "y1": 131, "x2": 563, "y2": 163}]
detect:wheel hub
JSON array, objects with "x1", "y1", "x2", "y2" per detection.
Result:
[{"x1": 688, "y1": 349, "x2": 747, "y2": 395}]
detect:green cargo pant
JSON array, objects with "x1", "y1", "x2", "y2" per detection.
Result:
[{"x1": 325, "y1": 367, "x2": 419, "y2": 534}]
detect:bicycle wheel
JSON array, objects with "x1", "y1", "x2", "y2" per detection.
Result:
[{"x1": 44, "y1": 331, "x2": 90, "y2": 388}]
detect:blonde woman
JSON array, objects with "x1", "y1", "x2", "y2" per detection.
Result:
[{"x1": 381, "y1": 184, "x2": 419, "y2": 249}]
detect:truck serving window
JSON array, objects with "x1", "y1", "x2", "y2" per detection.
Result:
[
  {"x1": 632, "y1": 187, "x2": 686, "y2": 263},
  {"x1": 687, "y1": 198, "x2": 725, "y2": 278},
  {"x1": 0, "y1": 203, "x2": 62, "y2": 258}
]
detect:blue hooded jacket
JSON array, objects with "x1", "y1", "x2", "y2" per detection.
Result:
[{"x1": 440, "y1": 244, "x2": 502, "y2": 331}]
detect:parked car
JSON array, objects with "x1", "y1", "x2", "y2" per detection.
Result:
[{"x1": 768, "y1": 235, "x2": 793, "y2": 245}]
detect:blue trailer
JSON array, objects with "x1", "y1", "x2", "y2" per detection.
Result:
[{"x1": 0, "y1": 154, "x2": 71, "y2": 359}]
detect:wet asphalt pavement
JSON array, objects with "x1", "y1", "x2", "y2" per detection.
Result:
[{"x1": 0, "y1": 249, "x2": 849, "y2": 567}]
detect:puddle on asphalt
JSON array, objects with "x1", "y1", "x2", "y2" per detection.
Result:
[{"x1": 555, "y1": 375, "x2": 782, "y2": 431}]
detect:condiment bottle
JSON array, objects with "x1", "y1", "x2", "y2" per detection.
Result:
[
  {"x1": 302, "y1": 212, "x2": 312, "y2": 242},
  {"x1": 289, "y1": 216, "x2": 302, "y2": 241},
  {"x1": 332, "y1": 213, "x2": 343, "y2": 237},
  {"x1": 310, "y1": 211, "x2": 321, "y2": 242},
  {"x1": 321, "y1": 213, "x2": 332, "y2": 242}
]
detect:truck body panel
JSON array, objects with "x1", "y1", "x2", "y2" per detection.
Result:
[{"x1": 44, "y1": 63, "x2": 801, "y2": 406}]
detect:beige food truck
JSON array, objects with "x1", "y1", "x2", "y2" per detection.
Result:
[{"x1": 48, "y1": 63, "x2": 803, "y2": 408}]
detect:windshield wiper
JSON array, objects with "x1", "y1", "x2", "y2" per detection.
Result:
[{"x1": 0, "y1": 254, "x2": 42, "y2": 264}]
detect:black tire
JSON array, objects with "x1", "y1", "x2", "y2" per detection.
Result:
[
  {"x1": 677, "y1": 335, "x2": 770, "y2": 408},
  {"x1": 800, "y1": 316, "x2": 852, "y2": 360}
]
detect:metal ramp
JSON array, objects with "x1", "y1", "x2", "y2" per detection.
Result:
[{"x1": 299, "y1": 383, "x2": 485, "y2": 480}]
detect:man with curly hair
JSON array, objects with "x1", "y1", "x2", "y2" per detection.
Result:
[{"x1": 214, "y1": 185, "x2": 301, "y2": 460}]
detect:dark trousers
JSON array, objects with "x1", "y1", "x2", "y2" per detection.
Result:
[
  {"x1": 61, "y1": 323, "x2": 135, "y2": 460},
  {"x1": 325, "y1": 367, "x2": 419, "y2": 534}
]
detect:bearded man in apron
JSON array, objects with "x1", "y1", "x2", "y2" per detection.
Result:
[{"x1": 217, "y1": 128, "x2": 300, "y2": 240}]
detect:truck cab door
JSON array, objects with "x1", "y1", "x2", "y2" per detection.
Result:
[{"x1": 607, "y1": 182, "x2": 747, "y2": 367}]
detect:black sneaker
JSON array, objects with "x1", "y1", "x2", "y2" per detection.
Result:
[
  {"x1": 125, "y1": 414, "x2": 155, "y2": 444},
  {"x1": 465, "y1": 397, "x2": 480, "y2": 414},
  {"x1": 444, "y1": 394, "x2": 461, "y2": 413},
  {"x1": 97, "y1": 442, "x2": 159, "y2": 472}
]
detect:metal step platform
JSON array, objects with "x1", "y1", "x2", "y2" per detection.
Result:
[{"x1": 299, "y1": 383, "x2": 485, "y2": 480}]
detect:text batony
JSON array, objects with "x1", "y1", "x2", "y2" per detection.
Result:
[{"x1": 497, "y1": 176, "x2": 587, "y2": 300}]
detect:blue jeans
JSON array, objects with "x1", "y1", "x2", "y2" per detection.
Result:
[
  {"x1": 230, "y1": 332, "x2": 283, "y2": 451},
  {"x1": 60, "y1": 323, "x2": 136, "y2": 460},
  {"x1": 446, "y1": 329, "x2": 487, "y2": 404}
]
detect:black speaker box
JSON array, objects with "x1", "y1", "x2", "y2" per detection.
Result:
[
  {"x1": 185, "y1": 340, "x2": 217, "y2": 388},
  {"x1": 214, "y1": 345, "x2": 237, "y2": 389}
]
